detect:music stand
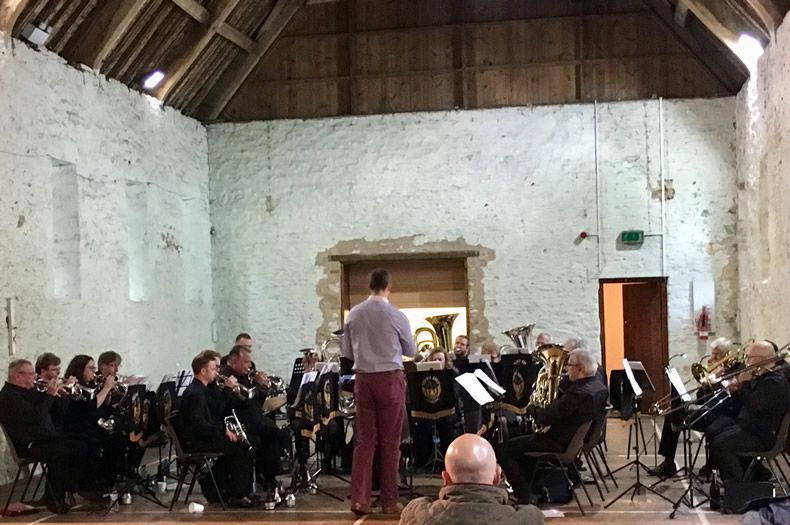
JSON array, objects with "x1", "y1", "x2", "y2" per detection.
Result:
[
  {"x1": 406, "y1": 367, "x2": 457, "y2": 472},
  {"x1": 106, "y1": 384, "x2": 166, "y2": 514},
  {"x1": 496, "y1": 353, "x2": 541, "y2": 436},
  {"x1": 605, "y1": 360, "x2": 674, "y2": 508}
]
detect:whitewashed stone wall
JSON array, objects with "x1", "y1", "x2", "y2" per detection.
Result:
[
  {"x1": 735, "y1": 14, "x2": 790, "y2": 345},
  {"x1": 208, "y1": 98, "x2": 739, "y2": 378},
  {"x1": 0, "y1": 37, "x2": 212, "y2": 481}
]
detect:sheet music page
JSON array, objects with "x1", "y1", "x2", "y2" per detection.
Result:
[
  {"x1": 467, "y1": 354, "x2": 491, "y2": 364},
  {"x1": 415, "y1": 361, "x2": 443, "y2": 371},
  {"x1": 623, "y1": 358, "x2": 643, "y2": 397},
  {"x1": 665, "y1": 367, "x2": 691, "y2": 402},
  {"x1": 293, "y1": 371, "x2": 318, "y2": 406},
  {"x1": 455, "y1": 373, "x2": 494, "y2": 405},
  {"x1": 628, "y1": 360, "x2": 655, "y2": 391},
  {"x1": 316, "y1": 362, "x2": 339, "y2": 376},
  {"x1": 473, "y1": 369, "x2": 505, "y2": 395}
]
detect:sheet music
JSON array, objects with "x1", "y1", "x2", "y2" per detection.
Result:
[
  {"x1": 415, "y1": 361, "x2": 443, "y2": 371},
  {"x1": 455, "y1": 373, "x2": 494, "y2": 405},
  {"x1": 474, "y1": 369, "x2": 505, "y2": 396},
  {"x1": 665, "y1": 367, "x2": 691, "y2": 402},
  {"x1": 316, "y1": 362, "x2": 339, "y2": 375},
  {"x1": 293, "y1": 371, "x2": 318, "y2": 406},
  {"x1": 623, "y1": 358, "x2": 642, "y2": 397},
  {"x1": 628, "y1": 360, "x2": 655, "y2": 391},
  {"x1": 467, "y1": 354, "x2": 491, "y2": 364}
]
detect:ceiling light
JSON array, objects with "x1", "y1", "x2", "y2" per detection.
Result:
[
  {"x1": 732, "y1": 34, "x2": 764, "y2": 74},
  {"x1": 142, "y1": 70, "x2": 165, "y2": 90}
]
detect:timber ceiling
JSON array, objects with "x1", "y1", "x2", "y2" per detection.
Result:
[{"x1": 0, "y1": 0, "x2": 787, "y2": 122}]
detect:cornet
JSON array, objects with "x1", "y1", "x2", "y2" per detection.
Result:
[
  {"x1": 217, "y1": 374, "x2": 256, "y2": 400},
  {"x1": 224, "y1": 409, "x2": 253, "y2": 451}
]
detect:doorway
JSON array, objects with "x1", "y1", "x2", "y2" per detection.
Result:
[{"x1": 599, "y1": 278, "x2": 669, "y2": 409}]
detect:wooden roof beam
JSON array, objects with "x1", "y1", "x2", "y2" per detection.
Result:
[
  {"x1": 742, "y1": 0, "x2": 783, "y2": 34},
  {"x1": 675, "y1": 0, "x2": 689, "y2": 26},
  {"x1": 205, "y1": 0, "x2": 307, "y2": 120},
  {"x1": 682, "y1": 0, "x2": 741, "y2": 47},
  {"x1": 641, "y1": 0, "x2": 744, "y2": 92},
  {"x1": 156, "y1": 0, "x2": 243, "y2": 100},
  {"x1": 88, "y1": 0, "x2": 151, "y2": 70},
  {"x1": 170, "y1": 0, "x2": 253, "y2": 50},
  {"x1": 0, "y1": 0, "x2": 32, "y2": 34}
]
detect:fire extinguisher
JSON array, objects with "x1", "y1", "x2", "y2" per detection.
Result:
[{"x1": 696, "y1": 305, "x2": 711, "y2": 340}]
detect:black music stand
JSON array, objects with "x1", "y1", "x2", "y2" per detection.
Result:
[
  {"x1": 106, "y1": 384, "x2": 166, "y2": 514},
  {"x1": 496, "y1": 353, "x2": 542, "y2": 434},
  {"x1": 406, "y1": 367, "x2": 457, "y2": 473},
  {"x1": 605, "y1": 360, "x2": 674, "y2": 508}
]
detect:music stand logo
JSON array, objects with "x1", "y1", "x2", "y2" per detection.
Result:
[{"x1": 421, "y1": 375, "x2": 442, "y2": 405}]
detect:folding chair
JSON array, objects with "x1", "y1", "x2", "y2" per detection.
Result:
[
  {"x1": 163, "y1": 416, "x2": 227, "y2": 510},
  {"x1": 738, "y1": 411, "x2": 790, "y2": 494},
  {"x1": 524, "y1": 421, "x2": 593, "y2": 515},
  {"x1": 1, "y1": 425, "x2": 53, "y2": 516}
]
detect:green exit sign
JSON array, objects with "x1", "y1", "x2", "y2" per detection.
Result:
[{"x1": 621, "y1": 230, "x2": 645, "y2": 245}]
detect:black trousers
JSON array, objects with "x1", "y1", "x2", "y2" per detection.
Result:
[
  {"x1": 709, "y1": 427, "x2": 773, "y2": 481},
  {"x1": 26, "y1": 438, "x2": 89, "y2": 499},
  {"x1": 496, "y1": 434, "x2": 564, "y2": 500},
  {"x1": 187, "y1": 437, "x2": 257, "y2": 499},
  {"x1": 241, "y1": 409, "x2": 290, "y2": 488}
]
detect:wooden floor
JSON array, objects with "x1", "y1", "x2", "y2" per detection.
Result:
[{"x1": 0, "y1": 418, "x2": 749, "y2": 525}]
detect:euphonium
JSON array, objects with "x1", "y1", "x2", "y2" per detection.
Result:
[
  {"x1": 528, "y1": 343, "x2": 568, "y2": 432},
  {"x1": 320, "y1": 336, "x2": 343, "y2": 362},
  {"x1": 224, "y1": 409, "x2": 253, "y2": 451}
]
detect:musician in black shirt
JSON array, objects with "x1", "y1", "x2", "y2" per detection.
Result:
[
  {"x1": 709, "y1": 341, "x2": 790, "y2": 482},
  {"x1": 181, "y1": 351, "x2": 258, "y2": 507},
  {"x1": 0, "y1": 359, "x2": 89, "y2": 513},
  {"x1": 496, "y1": 349, "x2": 609, "y2": 503},
  {"x1": 221, "y1": 345, "x2": 290, "y2": 491}
]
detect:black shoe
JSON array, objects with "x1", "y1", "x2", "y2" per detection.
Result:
[
  {"x1": 227, "y1": 496, "x2": 254, "y2": 508},
  {"x1": 649, "y1": 459, "x2": 678, "y2": 477},
  {"x1": 698, "y1": 464, "x2": 712, "y2": 482}
]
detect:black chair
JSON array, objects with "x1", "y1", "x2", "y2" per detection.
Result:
[
  {"x1": 524, "y1": 420, "x2": 593, "y2": 515},
  {"x1": 1, "y1": 425, "x2": 53, "y2": 516},
  {"x1": 738, "y1": 411, "x2": 790, "y2": 494},
  {"x1": 581, "y1": 413, "x2": 611, "y2": 500},
  {"x1": 163, "y1": 415, "x2": 227, "y2": 510}
]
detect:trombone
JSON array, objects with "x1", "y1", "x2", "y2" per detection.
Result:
[{"x1": 651, "y1": 343, "x2": 790, "y2": 416}]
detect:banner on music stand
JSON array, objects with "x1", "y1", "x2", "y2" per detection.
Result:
[{"x1": 407, "y1": 369, "x2": 456, "y2": 421}]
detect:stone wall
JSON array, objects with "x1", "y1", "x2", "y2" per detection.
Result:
[
  {"x1": 208, "y1": 98, "x2": 739, "y2": 378},
  {"x1": 735, "y1": 14, "x2": 790, "y2": 344},
  {"x1": 0, "y1": 36, "x2": 212, "y2": 481}
]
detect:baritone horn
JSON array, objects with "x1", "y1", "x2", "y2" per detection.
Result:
[{"x1": 527, "y1": 343, "x2": 568, "y2": 432}]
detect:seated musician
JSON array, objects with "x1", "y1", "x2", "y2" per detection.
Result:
[
  {"x1": 221, "y1": 343, "x2": 290, "y2": 494},
  {"x1": 536, "y1": 333, "x2": 551, "y2": 346},
  {"x1": 181, "y1": 350, "x2": 259, "y2": 507},
  {"x1": 400, "y1": 433, "x2": 543, "y2": 525},
  {"x1": 34, "y1": 353, "x2": 70, "y2": 432},
  {"x1": 709, "y1": 341, "x2": 790, "y2": 488},
  {"x1": 0, "y1": 359, "x2": 92, "y2": 513},
  {"x1": 650, "y1": 337, "x2": 737, "y2": 478},
  {"x1": 481, "y1": 342, "x2": 501, "y2": 363},
  {"x1": 496, "y1": 348, "x2": 608, "y2": 504}
]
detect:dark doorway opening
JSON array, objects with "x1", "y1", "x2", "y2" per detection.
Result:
[{"x1": 599, "y1": 277, "x2": 669, "y2": 409}]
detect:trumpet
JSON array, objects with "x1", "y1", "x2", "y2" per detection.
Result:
[
  {"x1": 63, "y1": 382, "x2": 99, "y2": 401},
  {"x1": 217, "y1": 374, "x2": 256, "y2": 400},
  {"x1": 34, "y1": 379, "x2": 50, "y2": 393},
  {"x1": 652, "y1": 344, "x2": 789, "y2": 415},
  {"x1": 224, "y1": 409, "x2": 253, "y2": 451}
]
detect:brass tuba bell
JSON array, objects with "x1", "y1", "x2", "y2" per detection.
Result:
[
  {"x1": 413, "y1": 314, "x2": 458, "y2": 351},
  {"x1": 501, "y1": 323, "x2": 537, "y2": 353}
]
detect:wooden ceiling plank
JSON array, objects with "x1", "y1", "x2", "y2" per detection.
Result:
[
  {"x1": 115, "y1": 1, "x2": 172, "y2": 82},
  {"x1": 46, "y1": 0, "x2": 84, "y2": 51},
  {"x1": 206, "y1": 0, "x2": 308, "y2": 120},
  {"x1": 674, "y1": 0, "x2": 689, "y2": 26},
  {"x1": 188, "y1": 42, "x2": 240, "y2": 114},
  {"x1": 89, "y1": 0, "x2": 151, "y2": 70},
  {"x1": 0, "y1": 0, "x2": 33, "y2": 33},
  {"x1": 52, "y1": 0, "x2": 99, "y2": 53},
  {"x1": 12, "y1": 0, "x2": 47, "y2": 38},
  {"x1": 170, "y1": 0, "x2": 209, "y2": 24},
  {"x1": 218, "y1": 21, "x2": 254, "y2": 51},
  {"x1": 156, "y1": 0, "x2": 242, "y2": 100},
  {"x1": 742, "y1": 0, "x2": 783, "y2": 33},
  {"x1": 682, "y1": 0, "x2": 741, "y2": 46},
  {"x1": 640, "y1": 0, "x2": 743, "y2": 92}
]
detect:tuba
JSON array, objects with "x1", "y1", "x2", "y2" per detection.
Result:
[
  {"x1": 413, "y1": 314, "x2": 458, "y2": 351},
  {"x1": 320, "y1": 336, "x2": 343, "y2": 362},
  {"x1": 501, "y1": 323, "x2": 537, "y2": 354},
  {"x1": 528, "y1": 343, "x2": 568, "y2": 432}
]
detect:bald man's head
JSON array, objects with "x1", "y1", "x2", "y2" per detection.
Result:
[
  {"x1": 442, "y1": 434, "x2": 500, "y2": 486},
  {"x1": 747, "y1": 340, "x2": 777, "y2": 366}
]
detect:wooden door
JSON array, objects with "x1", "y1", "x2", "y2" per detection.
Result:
[{"x1": 622, "y1": 279, "x2": 669, "y2": 410}]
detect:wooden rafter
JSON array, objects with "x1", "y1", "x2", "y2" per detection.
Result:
[
  {"x1": 88, "y1": 0, "x2": 151, "y2": 70},
  {"x1": 205, "y1": 0, "x2": 307, "y2": 120},
  {"x1": 0, "y1": 0, "x2": 32, "y2": 34},
  {"x1": 641, "y1": 0, "x2": 744, "y2": 92},
  {"x1": 169, "y1": 0, "x2": 254, "y2": 51},
  {"x1": 742, "y1": 0, "x2": 783, "y2": 33},
  {"x1": 156, "y1": 0, "x2": 243, "y2": 101},
  {"x1": 674, "y1": 0, "x2": 690, "y2": 26},
  {"x1": 682, "y1": 0, "x2": 741, "y2": 46}
]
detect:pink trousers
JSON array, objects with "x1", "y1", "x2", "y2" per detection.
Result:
[{"x1": 351, "y1": 370, "x2": 405, "y2": 507}]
